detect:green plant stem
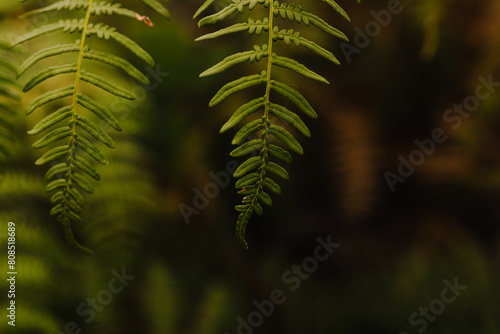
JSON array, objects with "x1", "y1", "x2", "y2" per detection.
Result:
[{"x1": 63, "y1": 0, "x2": 95, "y2": 255}]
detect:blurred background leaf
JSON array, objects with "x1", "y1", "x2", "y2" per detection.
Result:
[{"x1": 0, "y1": 0, "x2": 499, "y2": 333}]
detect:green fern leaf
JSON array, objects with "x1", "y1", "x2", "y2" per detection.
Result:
[
  {"x1": 17, "y1": 0, "x2": 169, "y2": 254},
  {"x1": 32, "y1": 127, "x2": 72, "y2": 148},
  {"x1": 11, "y1": 21, "x2": 67, "y2": 45},
  {"x1": 74, "y1": 136, "x2": 108, "y2": 165},
  {"x1": 220, "y1": 98, "x2": 266, "y2": 133},
  {"x1": 83, "y1": 50, "x2": 150, "y2": 84},
  {"x1": 64, "y1": 197, "x2": 83, "y2": 215},
  {"x1": 46, "y1": 164, "x2": 70, "y2": 180},
  {"x1": 19, "y1": 44, "x2": 153, "y2": 85},
  {"x1": 270, "y1": 80, "x2": 317, "y2": 118},
  {"x1": 86, "y1": 22, "x2": 155, "y2": 66},
  {"x1": 319, "y1": 0, "x2": 351, "y2": 21},
  {"x1": 200, "y1": 45, "x2": 269, "y2": 77},
  {"x1": 74, "y1": 114, "x2": 116, "y2": 148},
  {"x1": 235, "y1": 210, "x2": 253, "y2": 248},
  {"x1": 257, "y1": 190, "x2": 273, "y2": 206},
  {"x1": 274, "y1": 3, "x2": 349, "y2": 38},
  {"x1": 13, "y1": 20, "x2": 155, "y2": 66},
  {"x1": 35, "y1": 145, "x2": 70, "y2": 165},
  {"x1": 268, "y1": 124, "x2": 303, "y2": 154},
  {"x1": 193, "y1": 0, "x2": 218, "y2": 19},
  {"x1": 197, "y1": 0, "x2": 355, "y2": 249},
  {"x1": 23, "y1": 64, "x2": 78, "y2": 92},
  {"x1": 26, "y1": 86, "x2": 75, "y2": 115},
  {"x1": 73, "y1": 155, "x2": 101, "y2": 181},
  {"x1": 46, "y1": 179, "x2": 67, "y2": 192},
  {"x1": 232, "y1": 119, "x2": 264, "y2": 145},
  {"x1": 273, "y1": 27, "x2": 341, "y2": 64},
  {"x1": 71, "y1": 172, "x2": 94, "y2": 194},
  {"x1": 233, "y1": 156, "x2": 262, "y2": 178},
  {"x1": 248, "y1": 200, "x2": 263, "y2": 216},
  {"x1": 196, "y1": 18, "x2": 269, "y2": 41},
  {"x1": 210, "y1": 72, "x2": 267, "y2": 106},
  {"x1": 267, "y1": 144, "x2": 292, "y2": 163},
  {"x1": 262, "y1": 177, "x2": 281, "y2": 194},
  {"x1": 80, "y1": 71, "x2": 136, "y2": 99},
  {"x1": 271, "y1": 54, "x2": 329, "y2": 84},
  {"x1": 230, "y1": 139, "x2": 264, "y2": 157},
  {"x1": 18, "y1": 44, "x2": 81, "y2": 78},
  {"x1": 198, "y1": 0, "x2": 269, "y2": 27},
  {"x1": 266, "y1": 161, "x2": 289, "y2": 179},
  {"x1": 76, "y1": 94, "x2": 122, "y2": 131},
  {"x1": 28, "y1": 106, "x2": 73, "y2": 135},
  {"x1": 51, "y1": 191, "x2": 65, "y2": 204},
  {"x1": 235, "y1": 172, "x2": 260, "y2": 188},
  {"x1": 268, "y1": 103, "x2": 311, "y2": 137}
]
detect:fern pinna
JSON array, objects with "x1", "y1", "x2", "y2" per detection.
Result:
[
  {"x1": 12, "y1": 0, "x2": 169, "y2": 254},
  {"x1": 195, "y1": 0, "x2": 358, "y2": 249}
]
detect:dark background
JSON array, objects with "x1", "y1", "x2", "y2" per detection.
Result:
[{"x1": 0, "y1": 0, "x2": 499, "y2": 333}]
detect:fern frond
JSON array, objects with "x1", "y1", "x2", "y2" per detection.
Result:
[
  {"x1": 13, "y1": 20, "x2": 155, "y2": 66},
  {"x1": 196, "y1": 0, "x2": 356, "y2": 249},
  {"x1": 17, "y1": 0, "x2": 169, "y2": 254},
  {"x1": 0, "y1": 42, "x2": 20, "y2": 162}
]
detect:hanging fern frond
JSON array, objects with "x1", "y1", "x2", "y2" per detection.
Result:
[
  {"x1": 13, "y1": 0, "x2": 169, "y2": 254},
  {"x1": 196, "y1": 0, "x2": 358, "y2": 249},
  {"x1": 0, "y1": 41, "x2": 20, "y2": 162}
]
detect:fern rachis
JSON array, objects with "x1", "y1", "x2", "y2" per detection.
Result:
[{"x1": 14, "y1": 0, "x2": 169, "y2": 254}]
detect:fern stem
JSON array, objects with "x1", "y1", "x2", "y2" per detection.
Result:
[{"x1": 63, "y1": 0, "x2": 95, "y2": 255}]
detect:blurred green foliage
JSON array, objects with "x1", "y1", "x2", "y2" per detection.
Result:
[{"x1": 1, "y1": 0, "x2": 500, "y2": 333}]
